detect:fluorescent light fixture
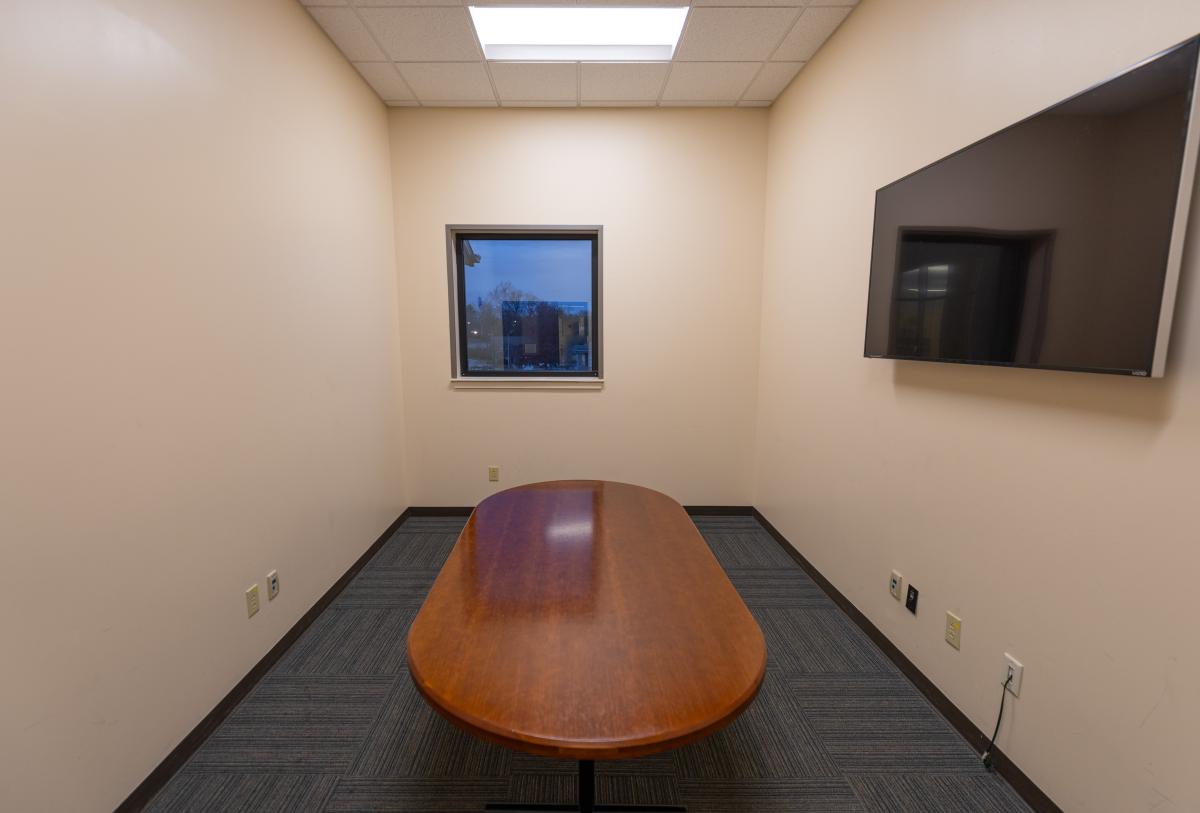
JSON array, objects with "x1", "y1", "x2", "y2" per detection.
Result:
[{"x1": 468, "y1": 6, "x2": 689, "y2": 61}]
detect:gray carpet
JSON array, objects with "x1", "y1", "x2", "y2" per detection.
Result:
[{"x1": 146, "y1": 515, "x2": 1032, "y2": 813}]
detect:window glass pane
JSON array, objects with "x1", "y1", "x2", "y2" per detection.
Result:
[{"x1": 460, "y1": 237, "x2": 595, "y2": 374}]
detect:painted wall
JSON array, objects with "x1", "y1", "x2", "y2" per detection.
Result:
[
  {"x1": 389, "y1": 108, "x2": 767, "y2": 507},
  {"x1": 0, "y1": 1, "x2": 407, "y2": 810},
  {"x1": 754, "y1": 2, "x2": 1200, "y2": 811}
]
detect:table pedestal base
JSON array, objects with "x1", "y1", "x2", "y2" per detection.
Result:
[{"x1": 485, "y1": 761, "x2": 687, "y2": 813}]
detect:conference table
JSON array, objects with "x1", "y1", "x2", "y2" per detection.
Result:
[{"x1": 407, "y1": 480, "x2": 767, "y2": 813}]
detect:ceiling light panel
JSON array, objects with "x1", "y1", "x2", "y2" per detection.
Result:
[{"x1": 468, "y1": 6, "x2": 689, "y2": 62}]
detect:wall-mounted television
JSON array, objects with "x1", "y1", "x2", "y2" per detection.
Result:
[{"x1": 865, "y1": 37, "x2": 1200, "y2": 377}]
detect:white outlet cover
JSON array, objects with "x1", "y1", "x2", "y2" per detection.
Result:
[
  {"x1": 1003, "y1": 652, "x2": 1024, "y2": 697},
  {"x1": 889, "y1": 570, "x2": 903, "y2": 600},
  {"x1": 267, "y1": 570, "x2": 279, "y2": 600}
]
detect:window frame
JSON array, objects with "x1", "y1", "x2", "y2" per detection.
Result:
[{"x1": 446, "y1": 225, "x2": 604, "y2": 384}]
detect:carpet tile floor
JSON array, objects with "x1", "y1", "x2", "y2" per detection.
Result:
[{"x1": 146, "y1": 515, "x2": 1031, "y2": 813}]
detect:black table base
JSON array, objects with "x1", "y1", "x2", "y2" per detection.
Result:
[{"x1": 485, "y1": 760, "x2": 687, "y2": 813}]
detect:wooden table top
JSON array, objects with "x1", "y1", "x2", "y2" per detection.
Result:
[{"x1": 407, "y1": 480, "x2": 766, "y2": 760}]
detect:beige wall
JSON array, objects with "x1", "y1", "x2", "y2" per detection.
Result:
[
  {"x1": 755, "y1": 2, "x2": 1200, "y2": 811},
  {"x1": 0, "y1": 2, "x2": 407, "y2": 810},
  {"x1": 389, "y1": 108, "x2": 766, "y2": 507}
]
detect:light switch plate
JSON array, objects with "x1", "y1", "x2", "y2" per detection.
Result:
[
  {"x1": 945, "y1": 611, "x2": 962, "y2": 649},
  {"x1": 246, "y1": 584, "x2": 260, "y2": 618}
]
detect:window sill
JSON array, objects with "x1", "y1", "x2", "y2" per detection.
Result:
[{"x1": 450, "y1": 377, "x2": 605, "y2": 391}]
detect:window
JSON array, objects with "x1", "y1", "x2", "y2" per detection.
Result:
[{"x1": 449, "y1": 227, "x2": 601, "y2": 379}]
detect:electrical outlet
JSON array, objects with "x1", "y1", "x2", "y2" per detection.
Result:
[
  {"x1": 488, "y1": 465, "x2": 500, "y2": 482},
  {"x1": 1003, "y1": 653, "x2": 1024, "y2": 696},
  {"x1": 267, "y1": 570, "x2": 279, "y2": 601},
  {"x1": 246, "y1": 584, "x2": 260, "y2": 618},
  {"x1": 889, "y1": 570, "x2": 903, "y2": 600},
  {"x1": 945, "y1": 611, "x2": 962, "y2": 649},
  {"x1": 905, "y1": 585, "x2": 919, "y2": 614}
]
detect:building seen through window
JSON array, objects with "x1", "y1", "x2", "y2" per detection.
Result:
[{"x1": 455, "y1": 233, "x2": 599, "y2": 377}]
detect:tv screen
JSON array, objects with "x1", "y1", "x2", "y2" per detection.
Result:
[{"x1": 865, "y1": 37, "x2": 1200, "y2": 377}]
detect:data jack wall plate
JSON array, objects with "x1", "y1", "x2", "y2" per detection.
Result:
[
  {"x1": 905, "y1": 585, "x2": 919, "y2": 614},
  {"x1": 1004, "y1": 653, "x2": 1024, "y2": 697}
]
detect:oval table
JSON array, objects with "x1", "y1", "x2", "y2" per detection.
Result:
[{"x1": 408, "y1": 480, "x2": 767, "y2": 813}]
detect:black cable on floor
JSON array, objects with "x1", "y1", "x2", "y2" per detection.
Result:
[{"x1": 981, "y1": 673, "x2": 1014, "y2": 771}]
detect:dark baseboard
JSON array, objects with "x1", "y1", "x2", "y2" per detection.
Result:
[
  {"x1": 115, "y1": 508, "x2": 415, "y2": 813},
  {"x1": 407, "y1": 506, "x2": 474, "y2": 516},
  {"x1": 683, "y1": 505, "x2": 755, "y2": 516},
  {"x1": 418, "y1": 506, "x2": 754, "y2": 517},
  {"x1": 749, "y1": 509, "x2": 1062, "y2": 813},
  {"x1": 418, "y1": 506, "x2": 757, "y2": 518}
]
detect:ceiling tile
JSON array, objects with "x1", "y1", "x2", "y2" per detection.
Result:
[
  {"x1": 491, "y1": 62, "x2": 578, "y2": 102},
  {"x1": 422, "y1": 99, "x2": 499, "y2": 107},
  {"x1": 660, "y1": 100, "x2": 737, "y2": 107},
  {"x1": 580, "y1": 63, "x2": 670, "y2": 102},
  {"x1": 743, "y1": 61, "x2": 803, "y2": 101},
  {"x1": 306, "y1": 0, "x2": 851, "y2": 107},
  {"x1": 772, "y1": 6, "x2": 851, "y2": 62},
  {"x1": 357, "y1": 7, "x2": 482, "y2": 61},
  {"x1": 581, "y1": 100, "x2": 658, "y2": 107},
  {"x1": 661, "y1": 61, "x2": 760, "y2": 102},
  {"x1": 500, "y1": 100, "x2": 579, "y2": 107},
  {"x1": 353, "y1": 62, "x2": 415, "y2": 101},
  {"x1": 675, "y1": 8, "x2": 800, "y2": 62},
  {"x1": 398, "y1": 62, "x2": 494, "y2": 102},
  {"x1": 308, "y1": 8, "x2": 386, "y2": 62}
]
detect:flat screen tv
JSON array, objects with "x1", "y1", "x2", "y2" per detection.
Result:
[{"x1": 865, "y1": 37, "x2": 1200, "y2": 377}]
